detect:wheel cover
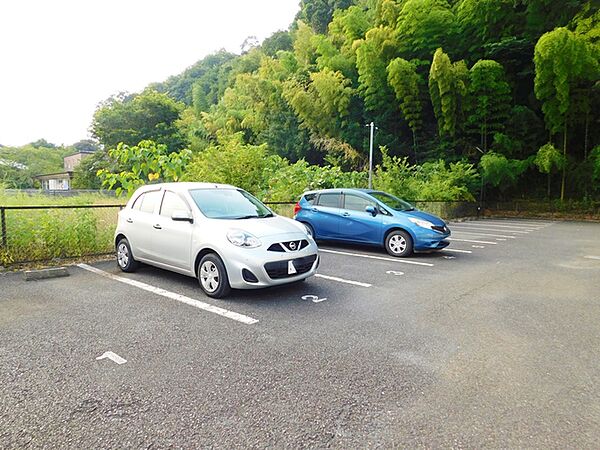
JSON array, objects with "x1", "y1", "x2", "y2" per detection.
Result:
[
  {"x1": 389, "y1": 235, "x2": 407, "y2": 254},
  {"x1": 200, "y1": 261, "x2": 220, "y2": 293},
  {"x1": 117, "y1": 243, "x2": 129, "y2": 268}
]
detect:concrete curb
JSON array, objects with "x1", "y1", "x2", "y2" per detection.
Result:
[{"x1": 24, "y1": 267, "x2": 70, "y2": 281}]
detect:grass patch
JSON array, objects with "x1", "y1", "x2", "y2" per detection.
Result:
[{"x1": 0, "y1": 190, "x2": 124, "y2": 266}]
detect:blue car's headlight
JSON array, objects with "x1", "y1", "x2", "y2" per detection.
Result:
[
  {"x1": 227, "y1": 229, "x2": 261, "y2": 248},
  {"x1": 408, "y1": 217, "x2": 434, "y2": 230}
]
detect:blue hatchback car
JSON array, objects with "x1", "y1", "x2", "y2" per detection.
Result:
[{"x1": 293, "y1": 189, "x2": 451, "y2": 257}]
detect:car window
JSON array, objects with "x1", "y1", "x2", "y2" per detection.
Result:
[
  {"x1": 139, "y1": 190, "x2": 162, "y2": 214},
  {"x1": 160, "y1": 191, "x2": 189, "y2": 217},
  {"x1": 189, "y1": 188, "x2": 273, "y2": 219},
  {"x1": 131, "y1": 193, "x2": 144, "y2": 211},
  {"x1": 316, "y1": 193, "x2": 341, "y2": 208},
  {"x1": 303, "y1": 193, "x2": 316, "y2": 205},
  {"x1": 343, "y1": 194, "x2": 374, "y2": 212},
  {"x1": 369, "y1": 191, "x2": 414, "y2": 211}
]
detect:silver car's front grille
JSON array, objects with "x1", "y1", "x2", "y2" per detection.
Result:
[{"x1": 267, "y1": 240, "x2": 309, "y2": 252}]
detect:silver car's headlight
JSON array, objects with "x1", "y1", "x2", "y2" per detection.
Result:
[
  {"x1": 226, "y1": 229, "x2": 261, "y2": 248},
  {"x1": 408, "y1": 217, "x2": 434, "y2": 229}
]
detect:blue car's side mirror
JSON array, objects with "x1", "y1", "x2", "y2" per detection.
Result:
[{"x1": 365, "y1": 205, "x2": 378, "y2": 216}]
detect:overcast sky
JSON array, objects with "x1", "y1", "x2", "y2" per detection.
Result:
[{"x1": 0, "y1": 0, "x2": 300, "y2": 147}]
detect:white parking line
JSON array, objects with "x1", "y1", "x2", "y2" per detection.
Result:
[
  {"x1": 459, "y1": 223, "x2": 537, "y2": 231},
  {"x1": 584, "y1": 255, "x2": 600, "y2": 260},
  {"x1": 478, "y1": 220, "x2": 550, "y2": 227},
  {"x1": 442, "y1": 248, "x2": 472, "y2": 254},
  {"x1": 448, "y1": 238, "x2": 498, "y2": 245},
  {"x1": 450, "y1": 225, "x2": 531, "y2": 234},
  {"x1": 315, "y1": 274, "x2": 372, "y2": 287},
  {"x1": 319, "y1": 249, "x2": 434, "y2": 266},
  {"x1": 450, "y1": 230, "x2": 517, "y2": 239},
  {"x1": 77, "y1": 264, "x2": 259, "y2": 325}
]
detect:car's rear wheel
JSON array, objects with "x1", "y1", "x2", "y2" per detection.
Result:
[
  {"x1": 198, "y1": 254, "x2": 231, "y2": 298},
  {"x1": 116, "y1": 237, "x2": 139, "y2": 272},
  {"x1": 385, "y1": 230, "x2": 413, "y2": 257}
]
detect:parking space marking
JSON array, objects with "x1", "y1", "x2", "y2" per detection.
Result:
[
  {"x1": 442, "y1": 248, "x2": 473, "y2": 254},
  {"x1": 319, "y1": 249, "x2": 434, "y2": 266},
  {"x1": 448, "y1": 238, "x2": 498, "y2": 245},
  {"x1": 478, "y1": 220, "x2": 550, "y2": 227},
  {"x1": 450, "y1": 230, "x2": 517, "y2": 239},
  {"x1": 456, "y1": 223, "x2": 536, "y2": 231},
  {"x1": 96, "y1": 351, "x2": 127, "y2": 365},
  {"x1": 315, "y1": 274, "x2": 372, "y2": 287},
  {"x1": 450, "y1": 225, "x2": 531, "y2": 234},
  {"x1": 77, "y1": 264, "x2": 259, "y2": 325},
  {"x1": 584, "y1": 255, "x2": 600, "y2": 260}
]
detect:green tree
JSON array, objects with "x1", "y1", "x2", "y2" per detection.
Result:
[
  {"x1": 284, "y1": 68, "x2": 354, "y2": 138},
  {"x1": 150, "y1": 50, "x2": 236, "y2": 105},
  {"x1": 262, "y1": 30, "x2": 294, "y2": 57},
  {"x1": 429, "y1": 48, "x2": 468, "y2": 139},
  {"x1": 91, "y1": 90, "x2": 187, "y2": 151},
  {"x1": 456, "y1": 0, "x2": 519, "y2": 57},
  {"x1": 97, "y1": 140, "x2": 191, "y2": 196},
  {"x1": 534, "y1": 27, "x2": 599, "y2": 200},
  {"x1": 465, "y1": 60, "x2": 511, "y2": 151},
  {"x1": 534, "y1": 143, "x2": 566, "y2": 197},
  {"x1": 298, "y1": 0, "x2": 354, "y2": 34},
  {"x1": 387, "y1": 58, "x2": 423, "y2": 159},
  {"x1": 395, "y1": 0, "x2": 457, "y2": 60},
  {"x1": 182, "y1": 133, "x2": 279, "y2": 194},
  {"x1": 480, "y1": 151, "x2": 530, "y2": 196},
  {"x1": 354, "y1": 26, "x2": 397, "y2": 114}
]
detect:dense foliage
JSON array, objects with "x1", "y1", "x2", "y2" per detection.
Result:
[
  {"x1": 3, "y1": 0, "x2": 599, "y2": 202},
  {"x1": 0, "y1": 143, "x2": 74, "y2": 189}
]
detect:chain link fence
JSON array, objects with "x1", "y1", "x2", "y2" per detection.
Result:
[
  {"x1": 0, "y1": 200, "x2": 479, "y2": 267},
  {"x1": 0, "y1": 205, "x2": 123, "y2": 266},
  {"x1": 483, "y1": 200, "x2": 600, "y2": 220}
]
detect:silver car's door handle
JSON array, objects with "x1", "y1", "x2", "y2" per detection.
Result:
[
  {"x1": 153, "y1": 224, "x2": 162, "y2": 230},
  {"x1": 126, "y1": 218, "x2": 133, "y2": 223}
]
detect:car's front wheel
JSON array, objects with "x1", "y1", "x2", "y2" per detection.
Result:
[
  {"x1": 385, "y1": 230, "x2": 413, "y2": 257},
  {"x1": 116, "y1": 237, "x2": 139, "y2": 272},
  {"x1": 198, "y1": 254, "x2": 231, "y2": 298}
]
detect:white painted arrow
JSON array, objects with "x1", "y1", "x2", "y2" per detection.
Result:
[{"x1": 96, "y1": 351, "x2": 127, "y2": 365}]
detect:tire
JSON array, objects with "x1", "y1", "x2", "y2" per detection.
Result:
[
  {"x1": 385, "y1": 230, "x2": 413, "y2": 257},
  {"x1": 304, "y1": 222, "x2": 315, "y2": 239},
  {"x1": 197, "y1": 254, "x2": 231, "y2": 299},
  {"x1": 116, "y1": 237, "x2": 139, "y2": 272}
]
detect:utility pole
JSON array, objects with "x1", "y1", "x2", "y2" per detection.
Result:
[
  {"x1": 368, "y1": 121, "x2": 374, "y2": 189},
  {"x1": 475, "y1": 146, "x2": 484, "y2": 218}
]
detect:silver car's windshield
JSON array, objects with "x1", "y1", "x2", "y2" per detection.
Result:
[
  {"x1": 369, "y1": 192, "x2": 414, "y2": 211},
  {"x1": 189, "y1": 188, "x2": 273, "y2": 219}
]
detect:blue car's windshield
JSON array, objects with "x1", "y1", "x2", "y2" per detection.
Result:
[
  {"x1": 370, "y1": 192, "x2": 414, "y2": 211},
  {"x1": 189, "y1": 188, "x2": 273, "y2": 219}
]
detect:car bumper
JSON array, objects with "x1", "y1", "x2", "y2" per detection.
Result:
[
  {"x1": 413, "y1": 228, "x2": 451, "y2": 251},
  {"x1": 221, "y1": 236, "x2": 320, "y2": 289}
]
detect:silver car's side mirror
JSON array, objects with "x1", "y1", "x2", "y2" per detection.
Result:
[
  {"x1": 365, "y1": 205, "x2": 378, "y2": 216},
  {"x1": 171, "y1": 210, "x2": 194, "y2": 223}
]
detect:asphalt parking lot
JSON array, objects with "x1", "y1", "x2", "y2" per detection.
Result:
[{"x1": 2, "y1": 218, "x2": 600, "y2": 448}]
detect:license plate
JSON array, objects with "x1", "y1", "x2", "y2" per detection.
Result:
[{"x1": 288, "y1": 260, "x2": 297, "y2": 275}]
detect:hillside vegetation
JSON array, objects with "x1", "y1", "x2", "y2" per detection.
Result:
[{"x1": 5, "y1": 0, "x2": 600, "y2": 202}]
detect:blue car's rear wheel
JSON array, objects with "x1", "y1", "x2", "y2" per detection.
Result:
[{"x1": 385, "y1": 230, "x2": 413, "y2": 257}]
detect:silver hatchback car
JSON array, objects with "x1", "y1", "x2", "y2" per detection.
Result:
[{"x1": 115, "y1": 182, "x2": 319, "y2": 298}]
